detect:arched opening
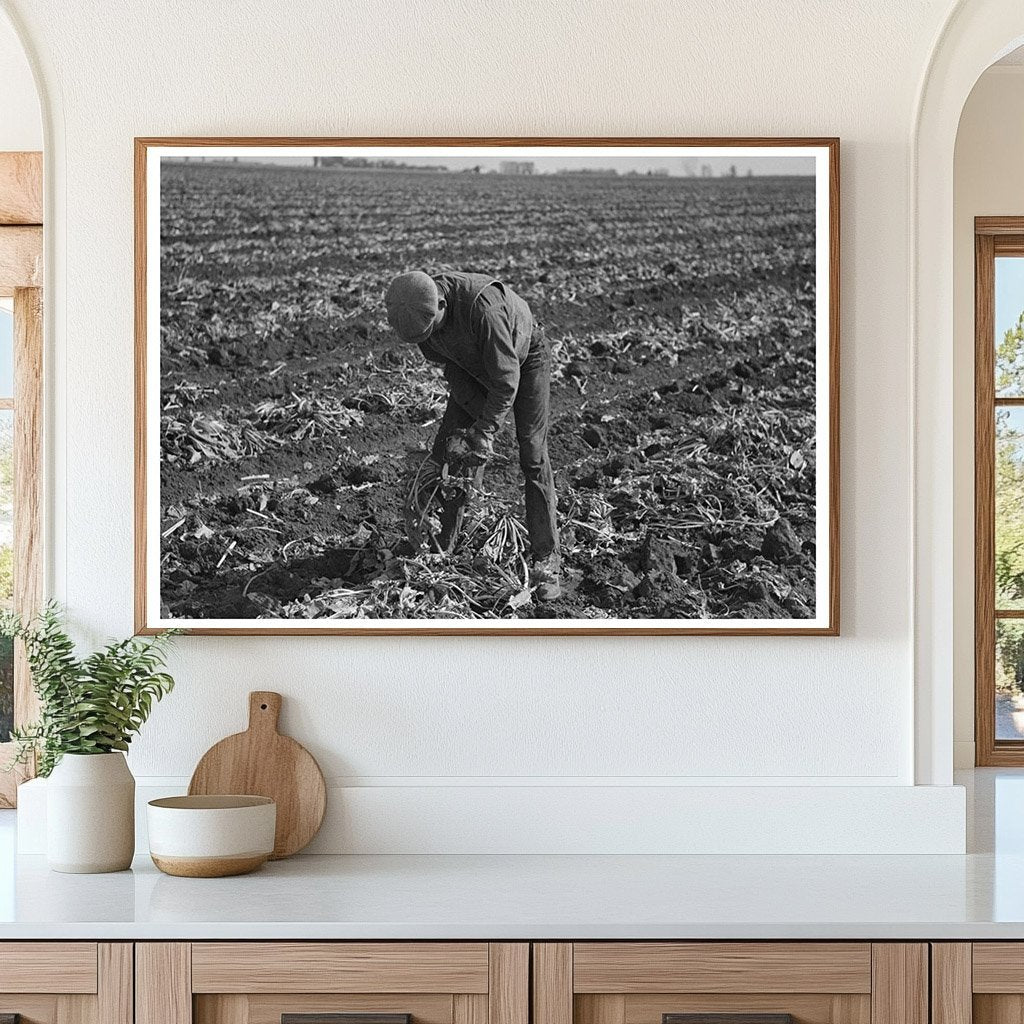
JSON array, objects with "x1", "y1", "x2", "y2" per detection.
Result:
[
  {"x1": 913, "y1": 0, "x2": 1024, "y2": 786},
  {"x1": 954, "y1": 46, "x2": 1024, "y2": 768}
]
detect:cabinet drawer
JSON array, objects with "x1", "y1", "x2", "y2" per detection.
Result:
[
  {"x1": 0, "y1": 943, "x2": 130, "y2": 1024},
  {"x1": 191, "y1": 943, "x2": 491, "y2": 994},
  {"x1": 139, "y1": 943, "x2": 528, "y2": 1024},
  {"x1": 0, "y1": 942, "x2": 99, "y2": 994},
  {"x1": 534, "y1": 944, "x2": 925, "y2": 1024},
  {"x1": 572, "y1": 944, "x2": 872, "y2": 994},
  {"x1": 973, "y1": 944, "x2": 1024, "y2": 992}
]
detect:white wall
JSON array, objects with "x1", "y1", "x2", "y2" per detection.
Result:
[
  {"x1": 2, "y1": 0, "x2": 972, "y2": 851},
  {"x1": 952, "y1": 66, "x2": 1024, "y2": 767},
  {"x1": 0, "y1": 9, "x2": 40, "y2": 151}
]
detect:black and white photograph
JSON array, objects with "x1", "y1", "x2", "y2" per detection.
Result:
[{"x1": 136, "y1": 140, "x2": 838, "y2": 634}]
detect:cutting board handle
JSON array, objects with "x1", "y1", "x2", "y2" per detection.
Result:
[{"x1": 248, "y1": 691, "x2": 282, "y2": 734}]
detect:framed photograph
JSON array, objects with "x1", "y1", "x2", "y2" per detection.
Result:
[{"x1": 135, "y1": 137, "x2": 839, "y2": 635}]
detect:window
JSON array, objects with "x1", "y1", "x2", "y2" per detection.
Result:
[
  {"x1": 0, "y1": 288, "x2": 41, "y2": 805},
  {"x1": 0, "y1": 302, "x2": 12, "y2": 746},
  {"x1": 0, "y1": 152, "x2": 42, "y2": 806},
  {"x1": 975, "y1": 219, "x2": 1024, "y2": 764}
]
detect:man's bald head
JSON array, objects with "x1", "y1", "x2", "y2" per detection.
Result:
[{"x1": 385, "y1": 271, "x2": 444, "y2": 343}]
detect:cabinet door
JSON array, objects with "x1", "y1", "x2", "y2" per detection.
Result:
[
  {"x1": 940, "y1": 943, "x2": 1024, "y2": 1024},
  {"x1": 0, "y1": 943, "x2": 131, "y2": 1024},
  {"x1": 137, "y1": 943, "x2": 528, "y2": 1024},
  {"x1": 533, "y1": 944, "x2": 927, "y2": 1024}
]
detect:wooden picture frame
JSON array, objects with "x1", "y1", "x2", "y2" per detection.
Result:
[{"x1": 135, "y1": 137, "x2": 840, "y2": 636}]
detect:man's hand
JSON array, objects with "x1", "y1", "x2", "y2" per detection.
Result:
[
  {"x1": 444, "y1": 428, "x2": 491, "y2": 476},
  {"x1": 464, "y1": 428, "x2": 493, "y2": 467}
]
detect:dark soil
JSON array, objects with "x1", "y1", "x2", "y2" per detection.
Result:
[{"x1": 158, "y1": 162, "x2": 818, "y2": 621}]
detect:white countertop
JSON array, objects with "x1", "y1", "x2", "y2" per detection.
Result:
[
  {"x1": 0, "y1": 849, "x2": 1021, "y2": 940},
  {"x1": 0, "y1": 769, "x2": 1021, "y2": 941}
]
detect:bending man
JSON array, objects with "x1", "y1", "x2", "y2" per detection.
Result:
[{"x1": 385, "y1": 270, "x2": 560, "y2": 601}]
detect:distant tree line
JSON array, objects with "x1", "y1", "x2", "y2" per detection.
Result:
[{"x1": 313, "y1": 156, "x2": 446, "y2": 171}]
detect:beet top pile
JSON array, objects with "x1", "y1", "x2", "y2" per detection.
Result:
[{"x1": 159, "y1": 161, "x2": 817, "y2": 621}]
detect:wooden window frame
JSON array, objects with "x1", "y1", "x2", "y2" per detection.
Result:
[
  {"x1": 0, "y1": 151, "x2": 43, "y2": 806},
  {"x1": 974, "y1": 217, "x2": 1024, "y2": 765}
]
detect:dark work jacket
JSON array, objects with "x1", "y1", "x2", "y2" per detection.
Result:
[{"x1": 418, "y1": 271, "x2": 533, "y2": 441}]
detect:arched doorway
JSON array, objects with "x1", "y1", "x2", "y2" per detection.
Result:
[{"x1": 914, "y1": 1, "x2": 1024, "y2": 785}]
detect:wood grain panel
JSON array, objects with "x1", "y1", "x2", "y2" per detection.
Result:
[
  {"x1": 187, "y1": 690, "x2": 327, "y2": 859},
  {"x1": 195, "y1": 995, "x2": 248, "y2": 1024},
  {"x1": 488, "y1": 944, "x2": 527, "y2": 1024},
  {"x1": 14, "y1": 285, "x2": 42, "y2": 724},
  {"x1": 576, "y1": 996, "x2": 625, "y2": 1024},
  {"x1": 0, "y1": 996, "x2": 59, "y2": 1024},
  {"x1": 534, "y1": 944, "x2": 572, "y2": 1024},
  {"x1": 0, "y1": 943, "x2": 97, "y2": 993},
  {"x1": 98, "y1": 945, "x2": 133, "y2": 1024},
  {"x1": 0, "y1": 153, "x2": 42, "y2": 225},
  {"x1": 831, "y1": 996, "x2": 872, "y2": 1024},
  {"x1": 453, "y1": 995, "x2": 486, "y2": 1024},
  {"x1": 239, "y1": 994, "x2": 453, "y2": 1024},
  {"x1": 136, "y1": 943, "x2": 192, "y2": 1024},
  {"x1": 0, "y1": 226, "x2": 42, "y2": 295},
  {"x1": 976, "y1": 229, "x2": 999, "y2": 765},
  {"x1": 573, "y1": 944, "x2": 871, "y2": 994},
  {"x1": 56, "y1": 993, "x2": 95, "y2": 1024},
  {"x1": 826, "y1": 128, "x2": 841, "y2": 637},
  {"x1": 870, "y1": 945, "x2": 927, "y2": 1024},
  {"x1": 993, "y1": 237, "x2": 1024, "y2": 256},
  {"x1": 974, "y1": 996, "x2": 1024, "y2": 1024},
  {"x1": 133, "y1": 135, "x2": 148, "y2": 634},
  {"x1": 977, "y1": 218, "x2": 1024, "y2": 236},
  {"x1": 973, "y1": 944, "x2": 1024, "y2": 992},
  {"x1": 931, "y1": 944, "x2": 971, "y2": 1024},
  {"x1": 622, "y1": 994, "x2": 870, "y2": 1024},
  {"x1": 192, "y1": 944, "x2": 489, "y2": 994}
]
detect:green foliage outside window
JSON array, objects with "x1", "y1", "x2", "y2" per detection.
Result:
[{"x1": 996, "y1": 312, "x2": 1024, "y2": 694}]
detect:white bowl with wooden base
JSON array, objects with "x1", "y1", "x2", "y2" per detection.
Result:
[{"x1": 147, "y1": 795, "x2": 276, "y2": 877}]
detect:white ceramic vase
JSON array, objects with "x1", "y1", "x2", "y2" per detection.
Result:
[{"x1": 46, "y1": 752, "x2": 135, "y2": 873}]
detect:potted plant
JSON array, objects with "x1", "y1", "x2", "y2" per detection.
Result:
[{"x1": 2, "y1": 603, "x2": 177, "y2": 873}]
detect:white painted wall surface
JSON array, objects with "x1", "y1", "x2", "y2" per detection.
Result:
[
  {"x1": 0, "y1": 11, "x2": 39, "y2": 151},
  {"x1": 0, "y1": 0, "x2": 981, "y2": 851},
  {"x1": 952, "y1": 66, "x2": 1024, "y2": 768}
]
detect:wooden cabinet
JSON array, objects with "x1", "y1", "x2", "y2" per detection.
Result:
[
  {"x1": 532, "y1": 944, "x2": 928, "y2": 1024},
  {"x1": 932, "y1": 943, "x2": 1024, "y2": 1024},
  {"x1": 0, "y1": 938, "x2": 961, "y2": 1024},
  {"x1": 136, "y1": 944, "x2": 528, "y2": 1024},
  {"x1": 0, "y1": 943, "x2": 131, "y2": 1024}
]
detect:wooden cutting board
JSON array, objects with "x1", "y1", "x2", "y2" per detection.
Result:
[{"x1": 188, "y1": 691, "x2": 326, "y2": 859}]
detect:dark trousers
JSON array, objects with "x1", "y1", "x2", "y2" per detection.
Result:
[{"x1": 430, "y1": 338, "x2": 559, "y2": 559}]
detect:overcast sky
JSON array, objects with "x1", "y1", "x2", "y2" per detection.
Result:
[{"x1": 175, "y1": 154, "x2": 816, "y2": 176}]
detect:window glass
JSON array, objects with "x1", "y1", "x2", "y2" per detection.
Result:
[
  {"x1": 0, "y1": 306, "x2": 12, "y2": 399},
  {"x1": 0, "y1": 406, "x2": 12, "y2": 743},
  {"x1": 994, "y1": 255, "x2": 1024, "y2": 744},
  {"x1": 997, "y1": 620, "x2": 1024, "y2": 740},
  {"x1": 997, "y1": 257, "x2": 1024, "y2": 397},
  {"x1": 997, "y1": 407, "x2": 1024, "y2": 610}
]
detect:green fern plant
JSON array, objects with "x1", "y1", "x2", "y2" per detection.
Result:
[{"x1": 1, "y1": 603, "x2": 179, "y2": 777}]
